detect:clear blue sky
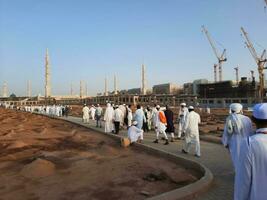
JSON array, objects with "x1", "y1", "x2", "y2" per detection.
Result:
[{"x1": 0, "y1": 0, "x2": 267, "y2": 96}]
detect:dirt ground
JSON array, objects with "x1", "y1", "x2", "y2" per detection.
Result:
[{"x1": 0, "y1": 108, "x2": 199, "y2": 200}]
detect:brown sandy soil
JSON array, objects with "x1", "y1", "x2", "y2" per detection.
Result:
[{"x1": 0, "y1": 108, "x2": 199, "y2": 200}]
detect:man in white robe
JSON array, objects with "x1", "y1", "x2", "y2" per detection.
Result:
[
  {"x1": 119, "y1": 104, "x2": 126, "y2": 126},
  {"x1": 182, "y1": 106, "x2": 201, "y2": 157},
  {"x1": 178, "y1": 103, "x2": 189, "y2": 139},
  {"x1": 89, "y1": 105, "x2": 96, "y2": 120},
  {"x1": 128, "y1": 121, "x2": 144, "y2": 143},
  {"x1": 104, "y1": 103, "x2": 115, "y2": 133},
  {"x1": 134, "y1": 105, "x2": 146, "y2": 129},
  {"x1": 222, "y1": 103, "x2": 253, "y2": 171},
  {"x1": 127, "y1": 105, "x2": 133, "y2": 127},
  {"x1": 153, "y1": 105, "x2": 169, "y2": 145},
  {"x1": 151, "y1": 104, "x2": 158, "y2": 130},
  {"x1": 114, "y1": 105, "x2": 123, "y2": 134},
  {"x1": 234, "y1": 103, "x2": 267, "y2": 200},
  {"x1": 82, "y1": 104, "x2": 90, "y2": 123}
]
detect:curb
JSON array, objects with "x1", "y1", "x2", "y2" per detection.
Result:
[
  {"x1": 33, "y1": 113, "x2": 214, "y2": 200},
  {"x1": 200, "y1": 135, "x2": 222, "y2": 144}
]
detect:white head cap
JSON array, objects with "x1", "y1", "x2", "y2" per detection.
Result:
[
  {"x1": 132, "y1": 121, "x2": 138, "y2": 125},
  {"x1": 180, "y1": 103, "x2": 186, "y2": 106},
  {"x1": 253, "y1": 103, "x2": 267, "y2": 120},
  {"x1": 230, "y1": 103, "x2": 243, "y2": 114},
  {"x1": 188, "y1": 106, "x2": 194, "y2": 110},
  {"x1": 156, "y1": 105, "x2": 160, "y2": 109}
]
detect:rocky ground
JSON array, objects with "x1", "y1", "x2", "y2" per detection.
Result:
[{"x1": 0, "y1": 108, "x2": 199, "y2": 200}]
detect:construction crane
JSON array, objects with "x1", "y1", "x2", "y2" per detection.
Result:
[
  {"x1": 202, "y1": 25, "x2": 227, "y2": 82},
  {"x1": 241, "y1": 27, "x2": 267, "y2": 100}
]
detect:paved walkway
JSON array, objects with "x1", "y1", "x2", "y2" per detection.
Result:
[{"x1": 61, "y1": 116, "x2": 234, "y2": 200}]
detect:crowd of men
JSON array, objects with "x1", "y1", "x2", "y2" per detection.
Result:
[
  {"x1": 0, "y1": 103, "x2": 71, "y2": 117},
  {"x1": 82, "y1": 102, "x2": 267, "y2": 199},
  {"x1": 82, "y1": 102, "x2": 201, "y2": 156}
]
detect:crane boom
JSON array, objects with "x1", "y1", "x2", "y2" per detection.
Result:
[
  {"x1": 202, "y1": 25, "x2": 227, "y2": 82},
  {"x1": 241, "y1": 27, "x2": 259, "y2": 62},
  {"x1": 202, "y1": 25, "x2": 220, "y2": 60}
]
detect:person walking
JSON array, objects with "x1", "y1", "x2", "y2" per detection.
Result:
[
  {"x1": 222, "y1": 103, "x2": 253, "y2": 171},
  {"x1": 234, "y1": 103, "x2": 267, "y2": 200},
  {"x1": 114, "y1": 105, "x2": 123, "y2": 134},
  {"x1": 95, "y1": 104, "x2": 103, "y2": 128},
  {"x1": 82, "y1": 104, "x2": 90, "y2": 123},
  {"x1": 104, "y1": 103, "x2": 114, "y2": 133},
  {"x1": 177, "y1": 103, "x2": 189, "y2": 139},
  {"x1": 134, "y1": 105, "x2": 146, "y2": 130},
  {"x1": 182, "y1": 106, "x2": 201, "y2": 157},
  {"x1": 164, "y1": 105, "x2": 175, "y2": 142},
  {"x1": 153, "y1": 105, "x2": 169, "y2": 145}
]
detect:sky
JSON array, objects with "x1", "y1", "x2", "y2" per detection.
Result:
[{"x1": 0, "y1": 0, "x2": 267, "y2": 96}]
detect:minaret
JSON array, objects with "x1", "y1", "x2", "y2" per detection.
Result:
[
  {"x1": 85, "y1": 82, "x2": 88, "y2": 97},
  {"x1": 80, "y1": 80, "x2": 83, "y2": 98},
  {"x1": 70, "y1": 82, "x2": 73, "y2": 96},
  {"x1": 2, "y1": 82, "x2": 8, "y2": 97},
  {"x1": 114, "y1": 75, "x2": 118, "y2": 95},
  {"x1": 234, "y1": 66, "x2": 239, "y2": 84},
  {"x1": 104, "y1": 77, "x2": 108, "y2": 96},
  {"x1": 45, "y1": 48, "x2": 51, "y2": 98},
  {"x1": 141, "y1": 63, "x2": 147, "y2": 95},
  {"x1": 27, "y1": 80, "x2": 31, "y2": 97}
]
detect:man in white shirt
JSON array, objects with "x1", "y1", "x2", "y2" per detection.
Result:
[{"x1": 114, "y1": 105, "x2": 123, "y2": 134}]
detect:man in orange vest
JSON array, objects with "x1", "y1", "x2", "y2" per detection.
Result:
[{"x1": 153, "y1": 105, "x2": 169, "y2": 145}]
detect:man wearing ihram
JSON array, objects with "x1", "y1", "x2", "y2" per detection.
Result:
[{"x1": 234, "y1": 103, "x2": 267, "y2": 200}]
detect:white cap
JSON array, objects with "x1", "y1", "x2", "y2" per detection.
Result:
[
  {"x1": 180, "y1": 103, "x2": 186, "y2": 106},
  {"x1": 156, "y1": 105, "x2": 160, "y2": 109},
  {"x1": 188, "y1": 106, "x2": 194, "y2": 110},
  {"x1": 253, "y1": 103, "x2": 267, "y2": 120},
  {"x1": 132, "y1": 121, "x2": 138, "y2": 125},
  {"x1": 230, "y1": 103, "x2": 243, "y2": 113}
]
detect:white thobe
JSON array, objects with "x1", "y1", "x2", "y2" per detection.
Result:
[
  {"x1": 104, "y1": 106, "x2": 114, "y2": 133},
  {"x1": 114, "y1": 108, "x2": 123, "y2": 122},
  {"x1": 134, "y1": 109, "x2": 146, "y2": 129},
  {"x1": 128, "y1": 126, "x2": 144, "y2": 143},
  {"x1": 184, "y1": 111, "x2": 201, "y2": 156},
  {"x1": 82, "y1": 106, "x2": 90, "y2": 122},
  {"x1": 155, "y1": 111, "x2": 168, "y2": 139},
  {"x1": 234, "y1": 129, "x2": 267, "y2": 200},
  {"x1": 127, "y1": 109, "x2": 133, "y2": 127},
  {"x1": 119, "y1": 105, "x2": 126, "y2": 125},
  {"x1": 56, "y1": 106, "x2": 61, "y2": 117},
  {"x1": 222, "y1": 114, "x2": 253, "y2": 171},
  {"x1": 178, "y1": 107, "x2": 189, "y2": 137},
  {"x1": 151, "y1": 108, "x2": 158, "y2": 128},
  {"x1": 89, "y1": 107, "x2": 96, "y2": 120}
]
